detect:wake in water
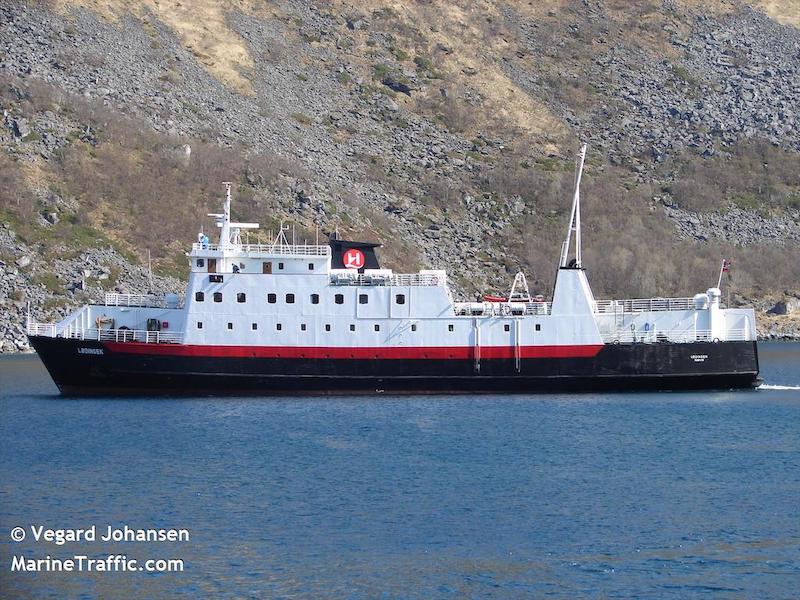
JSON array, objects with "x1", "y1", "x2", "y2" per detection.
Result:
[{"x1": 759, "y1": 384, "x2": 800, "y2": 391}]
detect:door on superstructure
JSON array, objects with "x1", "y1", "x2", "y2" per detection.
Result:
[
  {"x1": 262, "y1": 261, "x2": 272, "y2": 274},
  {"x1": 208, "y1": 259, "x2": 217, "y2": 273}
]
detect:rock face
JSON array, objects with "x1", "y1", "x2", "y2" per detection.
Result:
[
  {"x1": 0, "y1": 223, "x2": 181, "y2": 354},
  {"x1": 0, "y1": 1, "x2": 799, "y2": 350}
]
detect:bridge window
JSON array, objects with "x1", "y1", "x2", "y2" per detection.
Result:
[
  {"x1": 448, "y1": 324, "x2": 454, "y2": 332},
  {"x1": 252, "y1": 323, "x2": 258, "y2": 330},
  {"x1": 196, "y1": 259, "x2": 204, "y2": 268},
  {"x1": 276, "y1": 323, "x2": 282, "y2": 331},
  {"x1": 213, "y1": 292, "x2": 222, "y2": 303},
  {"x1": 411, "y1": 324, "x2": 417, "y2": 332},
  {"x1": 237, "y1": 293, "x2": 246, "y2": 303},
  {"x1": 335, "y1": 294, "x2": 344, "y2": 305},
  {"x1": 196, "y1": 321, "x2": 203, "y2": 329},
  {"x1": 227, "y1": 322, "x2": 233, "y2": 330},
  {"x1": 308, "y1": 263, "x2": 314, "y2": 271},
  {"x1": 504, "y1": 324, "x2": 510, "y2": 332},
  {"x1": 359, "y1": 294, "x2": 369, "y2": 304},
  {"x1": 350, "y1": 324, "x2": 355, "y2": 332},
  {"x1": 301, "y1": 324, "x2": 307, "y2": 331},
  {"x1": 325, "y1": 324, "x2": 331, "y2": 332},
  {"x1": 267, "y1": 293, "x2": 276, "y2": 304},
  {"x1": 535, "y1": 324, "x2": 541, "y2": 332},
  {"x1": 311, "y1": 294, "x2": 320, "y2": 304},
  {"x1": 395, "y1": 294, "x2": 405, "y2": 305},
  {"x1": 195, "y1": 291, "x2": 204, "y2": 302},
  {"x1": 286, "y1": 293, "x2": 295, "y2": 304}
]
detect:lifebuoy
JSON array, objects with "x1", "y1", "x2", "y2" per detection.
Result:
[{"x1": 501, "y1": 304, "x2": 512, "y2": 316}]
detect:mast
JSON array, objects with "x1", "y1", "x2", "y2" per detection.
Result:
[
  {"x1": 559, "y1": 144, "x2": 588, "y2": 268},
  {"x1": 208, "y1": 182, "x2": 259, "y2": 250}
]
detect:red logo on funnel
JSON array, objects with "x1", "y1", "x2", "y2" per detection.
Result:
[{"x1": 343, "y1": 248, "x2": 365, "y2": 269}]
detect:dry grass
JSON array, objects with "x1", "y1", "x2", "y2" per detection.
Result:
[
  {"x1": 55, "y1": 0, "x2": 271, "y2": 95},
  {"x1": 344, "y1": 0, "x2": 569, "y2": 150},
  {"x1": 754, "y1": 0, "x2": 800, "y2": 27}
]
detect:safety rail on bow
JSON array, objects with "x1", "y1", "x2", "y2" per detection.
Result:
[
  {"x1": 192, "y1": 242, "x2": 330, "y2": 256},
  {"x1": 26, "y1": 322, "x2": 183, "y2": 344},
  {"x1": 595, "y1": 297, "x2": 697, "y2": 314},
  {"x1": 26, "y1": 322, "x2": 56, "y2": 337}
]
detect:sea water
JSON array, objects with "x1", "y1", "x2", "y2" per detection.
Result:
[{"x1": 0, "y1": 343, "x2": 798, "y2": 598}]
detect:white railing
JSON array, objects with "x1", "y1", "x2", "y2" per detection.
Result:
[
  {"x1": 595, "y1": 297, "x2": 696, "y2": 314},
  {"x1": 192, "y1": 242, "x2": 329, "y2": 256},
  {"x1": 454, "y1": 302, "x2": 551, "y2": 316},
  {"x1": 104, "y1": 293, "x2": 168, "y2": 308},
  {"x1": 66, "y1": 328, "x2": 183, "y2": 344},
  {"x1": 331, "y1": 273, "x2": 446, "y2": 287},
  {"x1": 601, "y1": 328, "x2": 749, "y2": 344},
  {"x1": 26, "y1": 322, "x2": 182, "y2": 344},
  {"x1": 26, "y1": 322, "x2": 56, "y2": 337}
]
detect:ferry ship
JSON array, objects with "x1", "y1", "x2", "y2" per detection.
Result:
[{"x1": 27, "y1": 146, "x2": 759, "y2": 395}]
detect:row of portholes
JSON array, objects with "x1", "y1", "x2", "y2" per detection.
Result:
[{"x1": 194, "y1": 291, "x2": 408, "y2": 305}]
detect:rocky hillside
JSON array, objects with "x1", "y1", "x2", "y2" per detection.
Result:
[{"x1": 1, "y1": 0, "x2": 799, "y2": 351}]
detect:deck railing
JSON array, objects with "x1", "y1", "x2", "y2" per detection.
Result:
[
  {"x1": 104, "y1": 293, "x2": 174, "y2": 308},
  {"x1": 26, "y1": 322, "x2": 182, "y2": 344},
  {"x1": 600, "y1": 328, "x2": 749, "y2": 344},
  {"x1": 454, "y1": 302, "x2": 551, "y2": 316},
  {"x1": 595, "y1": 297, "x2": 696, "y2": 314},
  {"x1": 331, "y1": 273, "x2": 446, "y2": 287},
  {"x1": 192, "y1": 242, "x2": 330, "y2": 256}
]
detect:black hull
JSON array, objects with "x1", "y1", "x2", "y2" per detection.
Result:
[{"x1": 28, "y1": 336, "x2": 760, "y2": 396}]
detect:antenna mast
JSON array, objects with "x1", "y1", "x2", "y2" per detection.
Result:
[{"x1": 559, "y1": 144, "x2": 588, "y2": 268}]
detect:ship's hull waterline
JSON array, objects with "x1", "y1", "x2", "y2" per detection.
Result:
[{"x1": 29, "y1": 336, "x2": 760, "y2": 396}]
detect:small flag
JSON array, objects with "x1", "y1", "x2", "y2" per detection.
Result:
[{"x1": 722, "y1": 259, "x2": 730, "y2": 272}]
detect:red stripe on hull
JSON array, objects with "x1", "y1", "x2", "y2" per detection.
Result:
[{"x1": 102, "y1": 342, "x2": 604, "y2": 360}]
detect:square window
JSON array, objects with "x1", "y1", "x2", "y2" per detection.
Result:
[
  {"x1": 252, "y1": 323, "x2": 258, "y2": 330},
  {"x1": 196, "y1": 259, "x2": 205, "y2": 268},
  {"x1": 359, "y1": 294, "x2": 368, "y2": 304},
  {"x1": 504, "y1": 324, "x2": 510, "y2": 332},
  {"x1": 311, "y1": 294, "x2": 320, "y2": 305},
  {"x1": 395, "y1": 294, "x2": 405, "y2": 305},
  {"x1": 325, "y1": 324, "x2": 331, "y2": 332},
  {"x1": 267, "y1": 293, "x2": 276, "y2": 304},
  {"x1": 276, "y1": 323, "x2": 282, "y2": 331},
  {"x1": 237, "y1": 292, "x2": 246, "y2": 303},
  {"x1": 301, "y1": 324, "x2": 307, "y2": 331},
  {"x1": 374, "y1": 324, "x2": 380, "y2": 332},
  {"x1": 448, "y1": 324, "x2": 454, "y2": 332},
  {"x1": 411, "y1": 324, "x2": 417, "y2": 332},
  {"x1": 535, "y1": 324, "x2": 541, "y2": 332},
  {"x1": 213, "y1": 292, "x2": 222, "y2": 303},
  {"x1": 209, "y1": 274, "x2": 223, "y2": 283},
  {"x1": 349, "y1": 324, "x2": 355, "y2": 332},
  {"x1": 197, "y1": 321, "x2": 203, "y2": 329},
  {"x1": 227, "y1": 322, "x2": 233, "y2": 330},
  {"x1": 278, "y1": 262, "x2": 284, "y2": 270},
  {"x1": 195, "y1": 291, "x2": 204, "y2": 302},
  {"x1": 308, "y1": 263, "x2": 314, "y2": 270},
  {"x1": 286, "y1": 293, "x2": 295, "y2": 304},
  {"x1": 335, "y1": 294, "x2": 344, "y2": 305}
]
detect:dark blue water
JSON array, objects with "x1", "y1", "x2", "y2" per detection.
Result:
[{"x1": 1, "y1": 343, "x2": 798, "y2": 599}]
